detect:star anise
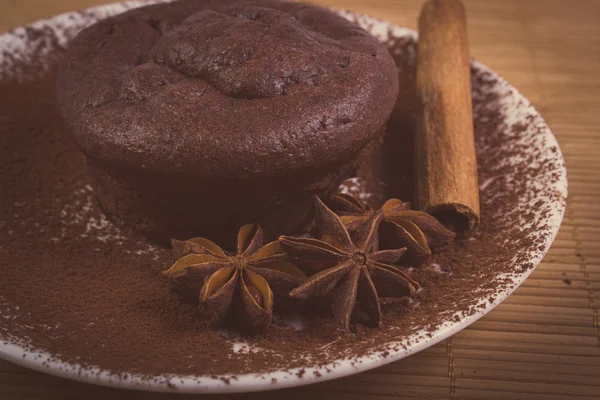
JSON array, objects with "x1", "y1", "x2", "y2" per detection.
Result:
[
  {"x1": 279, "y1": 197, "x2": 419, "y2": 331},
  {"x1": 164, "y1": 224, "x2": 305, "y2": 332},
  {"x1": 328, "y1": 194, "x2": 455, "y2": 266}
]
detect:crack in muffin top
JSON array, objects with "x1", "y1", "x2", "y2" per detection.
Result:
[{"x1": 57, "y1": 0, "x2": 399, "y2": 179}]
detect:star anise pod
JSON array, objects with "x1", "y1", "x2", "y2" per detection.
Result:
[
  {"x1": 327, "y1": 194, "x2": 455, "y2": 266},
  {"x1": 164, "y1": 224, "x2": 306, "y2": 332},
  {"x1": 279, "y1": 197, "x2": 419, "y2": 331}
]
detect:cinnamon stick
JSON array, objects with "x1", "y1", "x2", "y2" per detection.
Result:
[{"x1": 416, "y1": 0, "x2": 480, "y2": 234}]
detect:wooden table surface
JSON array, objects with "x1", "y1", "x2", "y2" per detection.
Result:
[{"x1": 2, "y1": 1, "x2": 600, "y2": 399}]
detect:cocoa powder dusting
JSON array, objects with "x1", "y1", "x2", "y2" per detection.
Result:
[{"x1": 0, "y1": 22, "x2": 565, "y2": 382}]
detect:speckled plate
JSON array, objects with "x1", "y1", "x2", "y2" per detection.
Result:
[{"x1": 0, "y1": 1, "x2": 567, "y2": 394}]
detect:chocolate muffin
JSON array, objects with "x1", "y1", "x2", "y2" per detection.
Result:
[{"x1": 57, "y1": 0, "x2": 399, "y2": 245}]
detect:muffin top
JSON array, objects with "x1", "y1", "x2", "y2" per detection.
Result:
[{"x1": 57, "y1": 0, "x2": 399, "y2": 180}]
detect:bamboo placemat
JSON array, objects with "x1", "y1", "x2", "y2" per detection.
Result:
[{"x1": 1, "y1": 0, "x2": 599, "y2": 399}]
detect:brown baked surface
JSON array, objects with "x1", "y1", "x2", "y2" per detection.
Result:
[{"x1": 57, "y1": 0, "x2": 399, "y2": 180}]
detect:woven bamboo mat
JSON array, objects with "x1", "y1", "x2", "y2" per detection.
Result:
[{"x1": 1, "y1": 0, "x2": 599, "y2": 399}]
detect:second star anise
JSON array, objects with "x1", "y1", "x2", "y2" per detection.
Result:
[
  {"x1": 164, "y1": 224, "x2": 305, "y2": 332},
  {"x1": 328, "y1": 194, "x2": 456, "y2": 266},
  {"x1": 279, "y1": 197, "x2": 419, "y2": 331}
]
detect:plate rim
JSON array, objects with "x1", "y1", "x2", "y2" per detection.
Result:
[{"x1": 0, "y1": 2, "x2": 568, "y2": 394}]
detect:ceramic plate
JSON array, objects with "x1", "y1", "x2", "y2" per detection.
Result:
[{"x1": 0, "y1": 1, "x2": 567, "y2": 394}]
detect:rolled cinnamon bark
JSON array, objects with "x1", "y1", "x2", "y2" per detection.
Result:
[{"x1": 416, "y1": 0, "x2": 480, "y2": 235}]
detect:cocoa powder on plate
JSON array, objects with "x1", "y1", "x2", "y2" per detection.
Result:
[{"x1": 0, "y1": 27, "x2": 564, "y2": 381}]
